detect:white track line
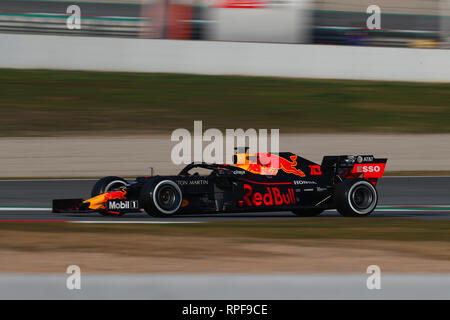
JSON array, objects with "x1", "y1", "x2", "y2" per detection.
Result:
[
  {"x1": 0, "y1": 179, "x2": 98, "y2": 182},
  {"x1": 1, "y1": 205, "x2": 450, "y2": 212},
  {"x1": 0, "y1": 207, "x2": 50, "y2": 211},
  {"x1": 375, "y1": 209, "x2": 450, "y2": 212}
]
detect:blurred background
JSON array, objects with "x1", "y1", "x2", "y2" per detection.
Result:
[
  {"x1": 0, "y1": 0, "x2": 450, "y2": 177},
  {"x1": 1, "y1": 0, "x2": 450, "y2": 300},
  {"x1": 0, "y1": 0, "x2": 449, "y2": 48}
]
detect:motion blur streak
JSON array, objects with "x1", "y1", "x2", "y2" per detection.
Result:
[
  {"x1": 0, "y1": 274, "x2": 449, "y2": 299},
  {"x1": 0, "y1": 0, "x2": 448, "y2": 47}
]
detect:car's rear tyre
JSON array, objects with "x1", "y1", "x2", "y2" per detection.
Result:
[
  {"x1": 91, "y1": 176, "x2": 128, "y2": 197},
  {"x1": 334, "y1": 178, "x2": 378, "y2": 217},
  {"x1": 139, "y1": 179, "x2": 183, "y2": 217},
  {"x1": 292, "y1": 209, "x2": 323, "y2": 217},
  {"x1": 91, "y1": 176, "x2": 128, "y2": 217}
]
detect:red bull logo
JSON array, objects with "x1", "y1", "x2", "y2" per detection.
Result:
[
  {"x1": 234, "y1": 153, "x2": 306, "y2": 177},
  {"x1": 243, "y1": 184, "x2": 296, "y2": 206},
  {"x1": 276, "y1": 155, "x2": 306, "y2": 177}
]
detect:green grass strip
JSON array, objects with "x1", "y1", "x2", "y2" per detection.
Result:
[
  {"x1": 0, "y1": 218, "x2": 449, "y2": 242},
  {"x1": 0, "y1": 69, "x2": 449, "y2": 136}
]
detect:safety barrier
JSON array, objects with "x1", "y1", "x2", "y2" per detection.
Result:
[{"x1": 1, "y1": 33, "x2": 449, "y2": 82}]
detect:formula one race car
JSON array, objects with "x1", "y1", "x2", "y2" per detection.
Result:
[{"x1": 53, "y1": 151, "x2": 387, "y2": 217}]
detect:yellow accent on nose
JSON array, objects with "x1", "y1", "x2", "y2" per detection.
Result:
[{"x1": 83, "y1": 193, "x2": 107, "y2": 210}]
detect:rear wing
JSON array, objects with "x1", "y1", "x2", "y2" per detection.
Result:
[{"x1": 321, "y1": 155, "x2": 387, "y2": 184}]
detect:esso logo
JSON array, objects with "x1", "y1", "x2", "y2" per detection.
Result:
[
  {"x1": 358, "y1": 165, "x2": 381, "y2": 173},
  {"x1": 353, "y1": 163, "x2": 385, "y2": 177}
]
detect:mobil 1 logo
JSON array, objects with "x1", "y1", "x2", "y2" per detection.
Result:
[{"x1": 107, "y1": 200, "x2": 139, "y2": 211}]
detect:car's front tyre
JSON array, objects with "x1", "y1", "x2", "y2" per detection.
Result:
[
  {"x1": 91, "y1": 176, "x2": 128, "y2": 197},
  {"x1": 334, "y1": 178, "x2": 378, "y2": 217},
  {"x1": 139, "y1": 179, "x2": 183, "y2": 217}
]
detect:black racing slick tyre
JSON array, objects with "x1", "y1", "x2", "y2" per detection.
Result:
[
  {"x1": 334, "y1": 178, "x2": 378, "y2": 217},
  {"x1": 292, "y1": 209, "x2": 323, "y2": 217},
  {"x1": 91, "y1": 176, "x2": 128, "y2": 197},
  {"x1": 139, "y1": 179, "x2": 183, "y2": 217}
]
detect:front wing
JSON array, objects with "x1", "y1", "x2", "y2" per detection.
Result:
[{"x1": 52, "y1": 198, "x2": 140, "y2": 214}]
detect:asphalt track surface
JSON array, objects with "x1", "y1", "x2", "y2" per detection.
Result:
[{"x1": 0, "y1": 177, "x2": 449, "y2": 222}]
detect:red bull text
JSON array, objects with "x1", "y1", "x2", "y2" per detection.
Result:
[{"x1": 243, "y1": 184, "x2": 296, "y2": 206}]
